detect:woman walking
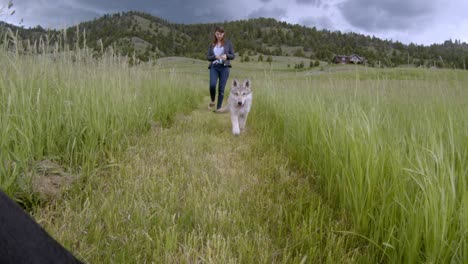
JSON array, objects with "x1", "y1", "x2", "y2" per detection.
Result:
[{"x1": 207, "y1": 26, "x2": 235, "y2": 111}]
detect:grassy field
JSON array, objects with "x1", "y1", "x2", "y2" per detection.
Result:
[
  {"x1": 248, "y1": 67, "x2": 467, "y2": 263},
  {"x1": 1, "y1": 50, "x2": 466, "y2": 263},
  {"x1": 0, "y1": 50, "x2": 204, "y2": 198}
]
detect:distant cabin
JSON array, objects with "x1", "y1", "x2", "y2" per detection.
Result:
[{"x1": 333, "y1": 54, "x2": 366, "y2": 64}]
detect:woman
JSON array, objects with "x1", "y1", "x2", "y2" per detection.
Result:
[{"x1": 207, "y1": 26, "x2": 235, "y2": 111}]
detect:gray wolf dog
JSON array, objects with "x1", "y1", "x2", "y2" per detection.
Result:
[{"x1": 217, "y1": 79, "x2": 253, "y2": 135}]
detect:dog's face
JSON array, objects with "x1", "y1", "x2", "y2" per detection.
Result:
[{"x1": 230, "y1": 79, "x2": 252, "y2": 107}]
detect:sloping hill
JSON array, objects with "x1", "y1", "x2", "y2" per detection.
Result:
[{"x1": 1, "y1": 11, "x2": 468, "y2": 68}]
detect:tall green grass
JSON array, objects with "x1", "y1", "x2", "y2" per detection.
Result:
[
  {"x1": 0, "y1": 49, "x2": 204, "y2": 196},
  {"x1": 250, "y1": 68, "x2": 467, "y2": 263},
  {"x1": 1, "y1": 29, "x2": 466, "y2": 262}
]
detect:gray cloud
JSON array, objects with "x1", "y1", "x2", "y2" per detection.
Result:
[
  {"x1": 6, "y1": 0, "x2": 99, "y2": 28},
  {"x1": 296, "y1": 0, "x2": 322, "y2": 6},
  {"x1": 75, "y1": 0, "x2": 241, "y2": 24},
  {"x1": 8, "y1": 0, "x2": 241, "y2": 28},
  {"x1": 299, "y1": 16, "x2": 334, "y2": 30},
  {"x1": 3, "y1": 0, "x2": 468, "y2": 45},
  {"x1": 338, "y1": 0, "x2": 437, "y2": 31},
  {"x1": 247, "y1": 7, "x2": 287, "y2": 20}
]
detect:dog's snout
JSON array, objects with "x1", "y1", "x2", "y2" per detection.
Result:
[{"x1": 237, "y1": 102, "x2": 243, "y2": 106}]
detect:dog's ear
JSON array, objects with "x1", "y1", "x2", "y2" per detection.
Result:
[
  {"x1": 232, "y1": 78, "x2": 239, "y2": 87},
  {"x1": 243, "y1": 79, "x2": 251, "y2": 89}
]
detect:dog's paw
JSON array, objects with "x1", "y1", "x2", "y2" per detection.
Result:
[{"x1": 232, "y1": 128, "x2": 240, "y2": 136}]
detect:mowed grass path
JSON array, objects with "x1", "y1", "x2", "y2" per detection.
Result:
[{"x1": 36, "y1": 98, "x2": 355, "y2": 263}]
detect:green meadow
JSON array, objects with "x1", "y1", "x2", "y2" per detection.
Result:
[{"x1": 0, "y1": 47, "x2": 466, "y2": 263}]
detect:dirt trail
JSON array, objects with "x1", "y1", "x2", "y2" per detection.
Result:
[{"x1": 36, "y1": 99, "x2": 311, "y2": 263}]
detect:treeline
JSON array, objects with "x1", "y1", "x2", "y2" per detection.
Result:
[{"x1": 1, "y1": 11, "x2": 468, "y2": 69}]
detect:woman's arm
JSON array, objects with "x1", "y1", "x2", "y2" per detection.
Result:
[
  {"x1": 226, "y1": 41, "x2": 235, "y2": 60},
  {"x1": 207, "y1": 44, "x2": 216, "y2": 61}
]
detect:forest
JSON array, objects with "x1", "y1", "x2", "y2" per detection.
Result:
[{"x1": 1, "y1": 11, "x2": 468, "y2": 68}]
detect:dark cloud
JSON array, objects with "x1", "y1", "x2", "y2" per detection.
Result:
[
  {"x1": 338, "y1": 0, "x2": 436, "y2": 31},
  {"x1": 247, "y1": 7, "x2": 287, "y2": 20},
  {"x1": 76, "y1": 0, "x2": 241, "y2": 24},
  {"x1": 7, "y1": 1, "x2": 100, "y2": 28},
  {"x1": 296, "y1": 0, "x2": 322, "y2": 6},
  {"x1": 299, "y1": 16, "x2": 333, "y2": 30},
  {"x1": 5, "y1": 0, "x2": 466, "y2": 46},
  {"x1": 8, "y1": 0, "x2": 241, "y2": 28}
]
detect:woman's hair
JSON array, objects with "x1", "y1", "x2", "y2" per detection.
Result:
[{"x1": 212, "y1": 26, "x2": 225, "y2": 46}]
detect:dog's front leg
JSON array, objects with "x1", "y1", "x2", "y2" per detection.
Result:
[
  {"x1": 231, "y1": 114, "x2": 240, "y2": 135},
  {"x1": 239, "y1": 113, "x2": 248, "y2": 131}
]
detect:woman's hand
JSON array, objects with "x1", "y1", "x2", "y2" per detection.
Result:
[{"x1": 221, "y1": 54, "x2": 227, "y2": 60}]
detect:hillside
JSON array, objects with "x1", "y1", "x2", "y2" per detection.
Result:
[{"x1": 1, "y1": 11, "x2": 468, "y2": 68}]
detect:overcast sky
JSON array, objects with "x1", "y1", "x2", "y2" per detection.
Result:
[{"x1": 2, "y1": 0, "x2": 468, "y2": 45}]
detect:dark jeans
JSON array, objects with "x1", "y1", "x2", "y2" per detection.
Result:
[{"x1": 209, "y1": 64, "x2": 230, "y2": 109}]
